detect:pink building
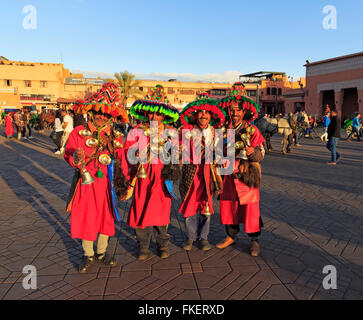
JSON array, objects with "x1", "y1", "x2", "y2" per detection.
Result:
[{"x1": 304, "y1": 52, "x2": 363, "y2": 121}]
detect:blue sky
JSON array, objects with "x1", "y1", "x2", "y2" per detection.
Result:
[{"x1": 0, "y1": 0, "x2": 362, "y2": 82}]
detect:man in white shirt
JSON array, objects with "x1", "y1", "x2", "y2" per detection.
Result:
[{"x1": 56, "y1": 109, "x2": 74, "y2": 154}]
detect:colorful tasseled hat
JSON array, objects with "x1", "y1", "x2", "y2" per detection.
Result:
[
  {"x1": 219, "y1": 82, "x2": 260, "y2": 123},
  {"x1": 129, "y1": 85, "x2": 180, "y2": 124},
  {"x1": 180, "y1": 91, "x2": 226, "y2": 128},
  {"x1": 73, "y1": 82, "x2": 129, "y2": 122}
]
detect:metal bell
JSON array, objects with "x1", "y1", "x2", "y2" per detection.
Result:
[
  {"x1": 137, "y1": 163, "x2": 148, "y2": 179},
  {"x1": 81, "y1": 168, "x2": 96, "y2": 185},
  {"x1": 203, "y1": 203, "x2": 212, "y2": 216}
]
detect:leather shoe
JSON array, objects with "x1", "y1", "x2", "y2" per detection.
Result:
[
  {"x1": 95, "y1": 253, "x2": 117, "y2": 267},
  {"x1": 137, "y1": 249, "x2": 149, "y2": 261},
  {"x1": 216, "y1": 236, "x2": 235, "y2": 249},
  {"x1": 183, "y1": 239, "x2": 194, "y2": 251},
  {"x1": 200, "y1": 239, "x2": 212, "y2": 251},
  {"x1": 158, "y1": 247, "x2": 170, "y2": 259},
  {"x1": 250, "y1": 240, "x2": 260, "y2": 257},
  {"x1": 78, "y1": 256, "x2": 95, "y2": 273}
]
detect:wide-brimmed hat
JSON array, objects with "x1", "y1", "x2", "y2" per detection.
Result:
[
  {"x1": 73, "y1": 83, "x2": 129, "y2": 122},
  {"x1": 129, "y1": 85, "x2": 179, "y2": 124},
  {"x1": 180, "y1": 91, "x2": 226, "y2": 128},
  {"x1": 219, "y1": 82, "x2": 260, "y2": 123}
]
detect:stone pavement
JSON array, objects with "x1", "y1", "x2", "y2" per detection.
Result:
[{"x1": 0, "y1": 128, "x2": 362, "y2": 300}]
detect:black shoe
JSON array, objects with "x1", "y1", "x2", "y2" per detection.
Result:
[
  {"x1": 95, "y1": 253, "x2": 117, "y2": 267},
  {"x1": 78, "y1": 256, "x2": 95, "y2": 273}
]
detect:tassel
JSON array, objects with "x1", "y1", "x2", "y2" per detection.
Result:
[{"x1": 97, "y1": 168, "x2": 104, "y2": 178}]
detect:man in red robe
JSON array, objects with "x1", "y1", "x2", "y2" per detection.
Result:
[
  {"x1": 64, "y1": 83, "x2": 129, "y2": 273},
  {"x1": 179, "y1": 92, "x2": 225, "y2": 251},
  {"x1": 217, "y1": 83, "x2": 265, "y2": 257},
  {"x1": 5, "y1": 113, "x2": 14, "y2": 138},
  {"x1": 125, "y1": 85, "x2": 180, "y2": 261}
]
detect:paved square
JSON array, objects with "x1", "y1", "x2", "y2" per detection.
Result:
[{"x1": 0, "y1": 130, "x2": 362, "y2": 300}]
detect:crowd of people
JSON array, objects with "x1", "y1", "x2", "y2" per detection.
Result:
[
  {"x1": 59, "y1": 82, "x2": 266, "y2": 273},
  {"x1": 1, "y1": 82, "x2": 361, "y2": 274}
]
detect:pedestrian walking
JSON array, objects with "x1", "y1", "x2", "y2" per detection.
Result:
[
  {"x1": 5, "y1": 113, "x2": 14, "y2": 138},
  {"x1": 13, "y1": 110, "x2": 26, "y2": 140},
  {"x1": 53, "y1": 110, "x2": 64, "y2": 153},
  {"x1": 56, "y1": 109, "x2": 74, "y2": 154},
  {"x1": 320, "y1": 111, "x2": 330, "y2": 142},
  {"x1": 326, "y1": 109, "x2": 341, "y2": 165}
]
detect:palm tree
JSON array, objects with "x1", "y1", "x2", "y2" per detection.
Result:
[{"x1": 114, "y1": 71, "x2": 144, "y2": 107}]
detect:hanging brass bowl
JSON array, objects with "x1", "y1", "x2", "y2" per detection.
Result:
[
  {"x1": 143, "y1": 128, "x2": 151, "y2": 137},
  {"x1": 235, "y1": 141, "x2": 245, "y2": 149},
  {"x1": 113, "y1": 140, "x2": 123, "y2": 149},
  {"x1": 151, "y1": 136, "x2": 159, "y2": 144},
  {"x1": 86, "y1": 138, "x2": 99, "y2": 148},
  {"x1": 99, "y1": 154, "x2": 112, "y2": 166},
  {"x1": 150, "y1": 145, "x2": 162, "y2": 154},
  {"x1": 241, "y1": 133, "x2": 249, "y2": 141},
  {"x1": 246, "y1": 126, "x2": 256, "y2": 136},
  {"x1": 79, "y1": 130, "x2": 92, "y2": 137},
  {"x1": 113, "y1": 130, "x2": 124, "y2": 138}
]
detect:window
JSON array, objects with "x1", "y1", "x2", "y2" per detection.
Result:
[
  {"x1": 272, "y1": 88, "x2": 277, "y2": 96},
  {"x1": 247, "y1": 90, "x2": 256, "y2": 97},
  {"x1": 40, "y1": 81, "x2": 48, "y2": 88},
  {"x1": 24, "y1": 80, "x2": 31, "y2": 87},
  {"x1": 278, "y1": 88, "x2": 282, "y2": 96},
  {"x1": 4, "y1": 80, "x2": 12, "y2": 87},
  {"x1": 266, "y1": 88, "x2": 271, "y2": 95}
]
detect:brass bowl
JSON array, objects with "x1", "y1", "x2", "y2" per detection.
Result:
[
  {"x1": 86, "y1": 138, "x2": 99, "y2": 148},
  {"x1": 113, "y1": 130, "x2": 124, "y2": 137},
  {"x1": 113, "y1": 140, "x2": 123, "y2": 149},
  {"x1": 235, "y1": 141, "x2": 245, "y2": 149},
  {"x1": 79, "y1": 130, "x2": 92, "y2": 137},
  {"x1": 246, "y1": 126, "x2": 256, "y2": 135},
  {"x1": 150, "y1": 145, "x2": 162, "y2": 154},
  {"x1": 143, "y1": 128, "x2": 151, "y2": 137},
  {"x1": 99, "y1": 154, "x2": 111, "y2": 166},
  {"x1": 241, "y1": 133, "x2": 249, "y2": 141}
]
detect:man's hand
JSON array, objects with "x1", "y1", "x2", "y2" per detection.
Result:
[
  {"x1": 245, "y1": 146, "x2": 255, "y2": 156},
  {"x1": 73, "y1": 148, "x2": 86, "y2": 166}
]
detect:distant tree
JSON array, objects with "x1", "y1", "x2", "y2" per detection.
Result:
[{"x1": 114, "y1": 71, "x2": 144, "y2": 106}]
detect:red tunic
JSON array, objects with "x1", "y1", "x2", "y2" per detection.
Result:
[
  {"x1": 219, "y1": 125, "x2": 265, "y2": 234},
  {"x1": 124, "y1": 124, "x2": 173, "y2": 229},
  {"x1": 179, "y1": 124, "x2": 214, "y2": 218},
  {"x1": 64, "y1": 125, "x2": 127, "y2": 241},
  {"x1": 5, "y1": 115, "x2": 14, "y2": 137}
]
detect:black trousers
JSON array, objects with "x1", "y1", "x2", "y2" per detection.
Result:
[
  {"x1": 226, "y1": 225, "x2": 261, "y2": 240},
  {"x1": 135, "y1": 226, "x2": 170, "y2": 250}
]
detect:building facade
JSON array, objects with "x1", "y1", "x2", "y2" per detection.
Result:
[{"x1": 304, "y1": 52, "x2": 363, "y2": 121}]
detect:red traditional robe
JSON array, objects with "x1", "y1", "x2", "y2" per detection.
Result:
[
  {"x1": 179, "y1": 124, "x2": 214, "y2": 218},
  {"x1": 64, "y1": 125, "x2": 127, "y2": 241},
  {"x1": 5, "y1": 115, "x2": 14, "y2": 137},
  {"x1": 219, "y1": 125, "x2": 265, "y2": 234},
  {"x1": 124, "y1": 124, "x2": 173, "y2": 229}
]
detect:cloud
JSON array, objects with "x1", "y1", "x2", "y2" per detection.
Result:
[{"x1": 71, "y1": 70, "x2": 242, "y2": 83}]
